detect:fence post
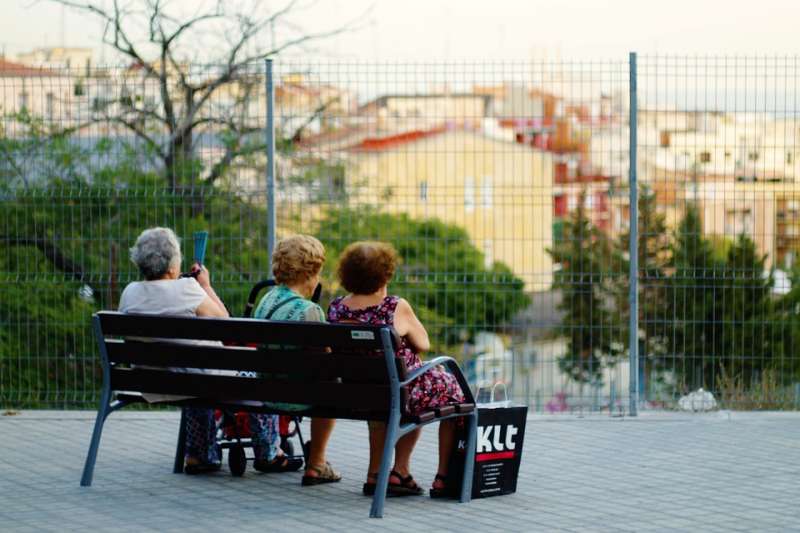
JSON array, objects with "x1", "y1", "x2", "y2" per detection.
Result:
[
  {"x1": 265, "y1": 58, "x2": 277, "y2": 267},
  {"x1": 628, "y1": 52, "x2": 640, "y2": 416}
]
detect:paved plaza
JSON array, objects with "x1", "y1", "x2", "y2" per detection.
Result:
[{"x1": 1, "y1": 410, "x2": 798, "y2": 532}]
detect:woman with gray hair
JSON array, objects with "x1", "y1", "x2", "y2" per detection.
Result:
[{"x1": 119, "y1": 227, "x2": 302, "y2": 474}]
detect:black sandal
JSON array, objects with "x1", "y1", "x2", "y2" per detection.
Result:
[
  {"x1": 389, "y1": 470, "x2": 424, "y2": 496},
  {"x1": 363, "y1": 471, "x2": 424, "y2": 497},
  {"x1": 429, "y1": 473, "x2": 450, "y2": 498},
  {"x1": 363, "y1": 472, "x2": 379, "y2": 495},
  {"x1": 254, "y1": 454, "x2": 303, "y2": 473}
]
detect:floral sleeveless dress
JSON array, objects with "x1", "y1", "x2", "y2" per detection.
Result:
[{"x1": 327, "y1": 295, "x2": 465, "y2": 415}]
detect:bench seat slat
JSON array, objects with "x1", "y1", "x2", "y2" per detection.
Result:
[
  {"x1": 97, "y1": 312, "x2": 391, "y2": 349},
  {"x1": 110, "y1": 368, "x2": 391, "y2": 410},
  {"x1": 106, "y1": 341, "x2": 390, "y2": 381}
]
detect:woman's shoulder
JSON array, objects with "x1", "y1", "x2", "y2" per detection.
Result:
[
  {"x1": 384, "y1": 295, "x2": 403, "y2": 310},
  {"x1": 303, "y1": 302, "x2": 326, "y2": 323},
  {"x1": 176, "y1": 276, "x2": 204, "y2": 292}
]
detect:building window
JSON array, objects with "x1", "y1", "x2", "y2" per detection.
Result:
[
  {"x1": 46, "y1": 92, "x2": 55, "y2": 119},
  {"x1": 725, "y1": 209, "x2": 753, "y2": 236},
  {"x1": 787, "y1": 152, "x2": 794, "y2": 165},
  {"x1": 419, "y1": 181, "x2": 428, "y2": 202},
  {"x1": 700, "y1": 151, "x2": 711, "y2": 163},
  {"x1": 481, "y1": 176, "x2": 493, "y2": 208},
  {"x1": 567, "y1": 194, "x2": 578, "y2": 211},
  {"x1": 464, "y1": 177, "x2": 475, "y2": 212},
  {"x1": 19, "y1": 91, "x2": 29, "y2": 110},
  {"x1": 748, "y1": 151, "x2": 760, "y2": 161},
  {"x1": 483, "y1": 240, "x2": 494, "y2": 269}
]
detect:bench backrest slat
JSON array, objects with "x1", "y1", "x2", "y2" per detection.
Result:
[
  {"x1": 105, "y1": 340, "x2": 393, "y2": 382},
  {"x1": 111, "y1": 367, "x2": 391, "y2": 410},
  {"x1": 97, "y1": 312, "x2": 393, "y2": 350}
]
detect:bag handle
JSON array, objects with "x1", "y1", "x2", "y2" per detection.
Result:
[{"x1": 491, "y1": 382, "x2": 508, "y2": 403}]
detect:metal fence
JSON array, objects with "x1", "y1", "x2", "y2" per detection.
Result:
[{"x1": 1, "y1": 56, "x2": 799, "y2": 411}]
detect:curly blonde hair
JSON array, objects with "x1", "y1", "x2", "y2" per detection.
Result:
[
  {"x1": 336, "y1": 241, "x2": 398, "y2": 295},
  {"x1": 272, "y1": 234, "x2": 326, "y2": 285}
]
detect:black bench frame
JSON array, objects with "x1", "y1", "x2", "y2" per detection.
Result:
[{"x1": 82, "y1": 311, "x2": 477, "y2": 518}]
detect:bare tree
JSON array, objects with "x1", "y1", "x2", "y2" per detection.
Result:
[{"x1": 51, "y1": 0, "x2": 365, "y2": 192}]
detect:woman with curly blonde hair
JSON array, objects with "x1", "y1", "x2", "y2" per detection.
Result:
[{"x1": 254, "y1": 234, "x2": 340, "y2": 485}]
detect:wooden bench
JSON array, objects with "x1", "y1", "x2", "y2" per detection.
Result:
[{"x1": 82, "y1": 311, "x2": 477, "y2": 518}]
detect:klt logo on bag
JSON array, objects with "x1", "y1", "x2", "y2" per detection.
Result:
[{"x1": 458, "y1": 423, "x2": 520, "y2": 462}]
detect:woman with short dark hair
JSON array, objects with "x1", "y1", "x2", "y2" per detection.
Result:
[{"x1": 328, "y1": 241, "x2": 465, "y2": 498}]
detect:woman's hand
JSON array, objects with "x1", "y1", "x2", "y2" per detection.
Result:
[
  {"x1": 191, "y1": 263, "x2": 229, "y2": 318},
  {"x1": 191, "y1": 263, "x2": 211, "y2": 288}
]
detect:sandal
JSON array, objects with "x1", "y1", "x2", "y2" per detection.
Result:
[
  {"x1": 254, "y1": 453, "x2": 303, "y2": 473},
  {"x1": 429, "y1": 473, "x2": 451, "y2": 498},
  {"x1": 388, "y1": 470, "x2": 424, "y2": 496},
  {"x1": 184, "y1": 459, "x2": 221, "y2": 475},
  {"x1": 362, "y1": 471, "x2": 424, "y2": 497},
  {"x1": 301, "y1": 461, "x2": 342, "y2": 486}
]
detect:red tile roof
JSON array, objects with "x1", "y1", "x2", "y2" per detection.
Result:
[
  {"x1": 0, "y1": 59, "x2": 60, "y2": 77},
  {"x1": 348, "y1": 127, "x2": 447, "y2": 152}
]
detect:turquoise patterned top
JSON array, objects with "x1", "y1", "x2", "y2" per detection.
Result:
[
  {"x1": 253, "y1": 284, "x2": 326, "y2": 412},
  {"x1": 253, "y1": 284, "x2": 326, "y2": 323}
]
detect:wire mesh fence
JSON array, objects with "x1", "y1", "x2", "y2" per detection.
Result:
[{"x1": 1, "y1": 57, "x2": 799, "y2": 411}]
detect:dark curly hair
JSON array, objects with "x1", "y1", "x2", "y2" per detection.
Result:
[{"x1": 336, "y1": 241, "x2": 398, "y2": 295}]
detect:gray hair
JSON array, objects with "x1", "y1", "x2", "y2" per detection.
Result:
[{"x1": 130, "y1": 227, "x2": 182, "y2": 280}]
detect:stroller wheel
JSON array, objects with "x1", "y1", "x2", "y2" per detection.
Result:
[
  {"x1": 229, "y1": 444, "x2": 247, "y2": 477},
  {"x1": 280, "y1": 438, "x2": 294, "y2": 457}
]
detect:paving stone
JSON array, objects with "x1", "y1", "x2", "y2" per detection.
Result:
[{"x1": 1, "y1": 410, "x2": 799, "y2": 531}]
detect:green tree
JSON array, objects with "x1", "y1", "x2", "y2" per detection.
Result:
[
  {"x1": 548, "y1": 191, "x2": 623, "y2": 384},
  {"x1": 775, "y1": 267, "x2": 800, "y2": 383},
  {"x1": 663, "y1": 206, "x2": 777, "y2": 391},
  {"x1": 715, "y1": 234, "x2": 776, "y2": 386},
  {"x1": 0, "y1": 134, "x2": 273, "y2": 407},
  {"x1": 662, "y1": 205, "x2": 721, "y2": 389},
  {"x1": 315, "y1": 206, "x2": 530, "y2": 350}
]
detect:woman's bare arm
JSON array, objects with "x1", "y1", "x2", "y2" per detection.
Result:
[
  {"x1": 196, "y1": 295, "x2": 228, "y2": 317},
  {"x1": 394, "y1": 298, "x2": 430, "y2": 353},
  {"x1": 194, "y1": 265, "x2": 229, "y2": 318}
]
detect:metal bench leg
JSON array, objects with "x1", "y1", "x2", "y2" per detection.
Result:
[
  {"x1": 80, "y1": 396, "x2": 111, "y2": 487},
  {"x1": 173, "y1": 409, "x2": 188, "y2": 474},
  {"x1": 459, "y1": 411, "x2": 478, "y2": 503},
  {"x1": 370, "y1": 416, "x2": 399, "y2": 518},
  {"x1": 293, "y1": 417, "x2": 309, "y2": 464}
]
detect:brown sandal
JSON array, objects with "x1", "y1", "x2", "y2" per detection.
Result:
[{"x1": 301, "y1": 462, "x2": 342, "y2": 486}]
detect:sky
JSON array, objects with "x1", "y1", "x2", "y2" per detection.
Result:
[{"x1": 2, "y1": 0, "x2": 800, "y2": 62}]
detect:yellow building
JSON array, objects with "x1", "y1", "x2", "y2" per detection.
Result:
[{"x1": 344, "y1": 128, "x2": 554, "y2": 291}]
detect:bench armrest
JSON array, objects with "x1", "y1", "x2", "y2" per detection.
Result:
[{"x1": 399, "y1": 356, "x2": 475, "y2": 404}]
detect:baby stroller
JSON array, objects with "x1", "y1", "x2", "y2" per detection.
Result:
[{"x1": 214, "y1": 279, "x2": 314, "y2": 476}]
